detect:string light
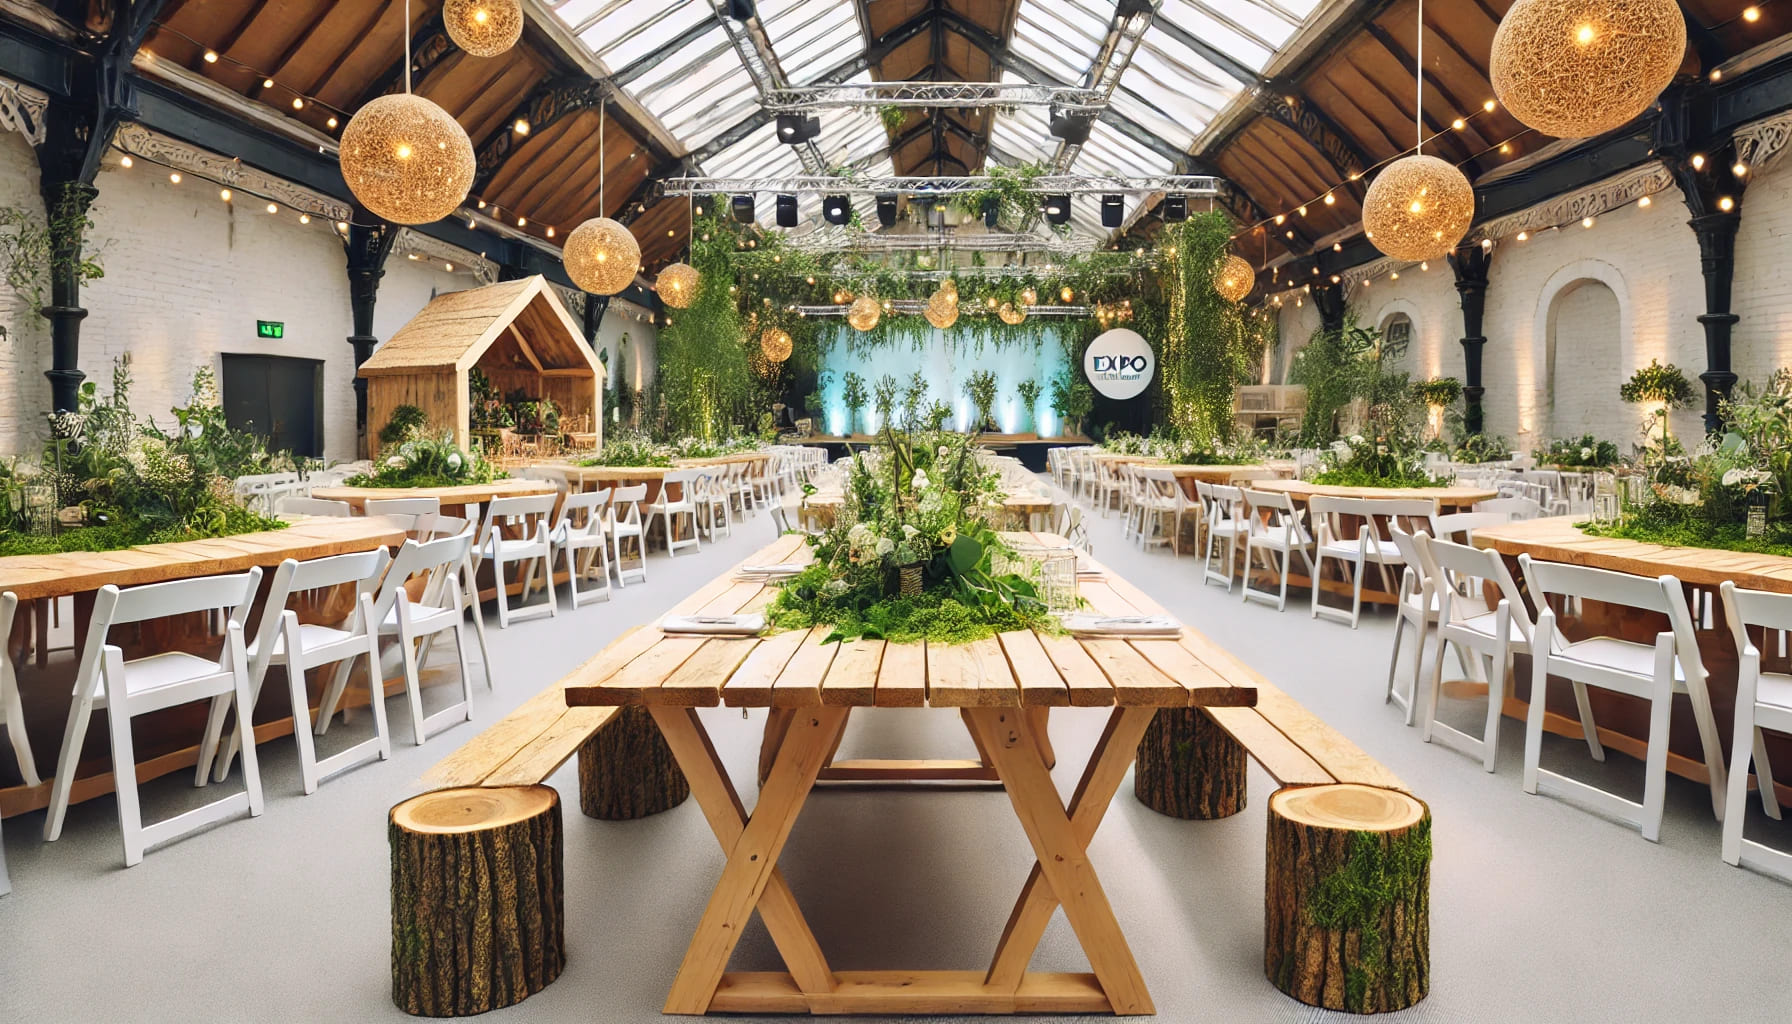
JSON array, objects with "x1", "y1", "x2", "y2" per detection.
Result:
[{"x1": 119, "y1": 155, "x2": 132, "y2": 168}]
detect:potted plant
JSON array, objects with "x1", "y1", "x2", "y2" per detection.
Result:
[
  {"x1": 841, "y1": 371, "x2": 869, "y2": 436},
  {"x1": 901, "y1": 370, "x2": 930, "y2": 430},
  {"x1": 1410, "y1": 377, "x2": 1462, "y2": 439},
  {"x1": 1016, "y1": 379, "x2": 1042, "y2": 435},
  {"x1": 964, "y1": 370, "x2": 999, "y2": 432},
  {"x1": 1621, "y1": 359, "x2": 1697, "y2": 456},
  {"x1": 872, "y1": 373, "x2": 900, "y2": 433},
  {"x1": 1049, "y1": 370, "x2": 1093, "y2": 438}
]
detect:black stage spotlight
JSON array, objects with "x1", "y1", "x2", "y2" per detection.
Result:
[
  {"x1": 1101, "y1": 194, "x2": 1124, "y2": 228},
  {"x1": 776, "y1": 113, "x2": 820, "y2": 144},
  {"x1": 1042, "y1": 194, "x2": 1071, "y2": 226},
  {"x1": 776, "y1": 193, "x2": 798, "y2": 228},
  {"x1": 726, "y1": 0, "x2": 756, "y2": 21},
  {"x1": 876, "y1": 192, "x2": 898, "y2": 228},
  {"x1": 732, "y1": 193, "x2": 756, "y2": 224},
  {"x1": 981, "y1": 195, "x2": 1000, "y2": 228},
  {"x1": 1048, "y1": 105, "x2": 1093, "y2": 145},
  {"x1": 823, "y1": 194, "x2": 851, "y2": 225},
  {"x1": 1162, "y1": 192, "x2": 1188, "y2": 222}
]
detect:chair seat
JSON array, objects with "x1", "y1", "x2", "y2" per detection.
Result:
[
  {"x1": 1754, "y1": 670, "x2": 1792, "y2": 713},
  {"x1": 1557, "y1": 636, "x2": 1686, "y2": 682},
  {"x1": 1318, "y1": 539, "x2": 1402, "y2": 562},
  {"x1": 95, "y1": 651, "x2": 223, "y2": 700},
  {"x1": 1455, "y1": 610, "x2": 1527, "y2": 644},
  {"x1": 1253, "y1": 527, "x2": 1313, "y2": 548},
  {"x1": 249, "y1": 623, "x2": 356, "y2": 658},
  {"x1": 380, "y1": 603, "x2": 457, "y2": 632},
  {"x1": 482, "y1": 535, "x2": 546, "y2": 559},
  {"x1": 1403, "y1": 590, "x2": 1443, "y2": 615}
]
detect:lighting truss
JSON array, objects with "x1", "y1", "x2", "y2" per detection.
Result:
[
  {"x1": 1053, "y1": 0, "x2": 1160, "y2": 173},
  {"x1": 797, "y1": 301, "x2": 1091, "y2": 317},
  {"x1": 660, "y1": 174, "x2": 1223, "y2": 197},
  {"x1": 762, "y1": 82, "x2": 1109, "y2": 114},
  {"x1": 782, "y1": 227, "x2": 1096, "y2": 256}
]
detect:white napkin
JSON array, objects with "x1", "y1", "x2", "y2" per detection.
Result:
[
  {"x1": 661, "y1": 614, "x2": 767, "y2": 636},
  {"x1": 1062, "y1": 613, "x2": 1181, "y2": 638},
  {"x1": 735, "y1": 564, "x2": 803, "y2": 581}
]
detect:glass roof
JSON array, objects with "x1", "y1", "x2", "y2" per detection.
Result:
[{"x1": 547, "y1": 0, "x2": 1323, "y2": 237}]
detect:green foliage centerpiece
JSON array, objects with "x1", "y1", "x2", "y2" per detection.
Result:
[
  {"x1": 768, "y1": 430, "x2": 1055, "y2": 644},
  {"x1": 350, "y1": 406, "x2": 502, "y2": 488},
  {"x1": 1621, "y1": 359, "x2": 1698, "y2": 455},
  {"x1": 576, "y1": 430, "x2": 673, "y2": 467},
  {"x1": 1534, "y1": 434, "x2": 1621, "y2": 468}
]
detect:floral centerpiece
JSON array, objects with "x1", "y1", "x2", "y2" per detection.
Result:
[
  {"x1": 350, "y1": 408, "x2": 502, "y2": 488},
  {"x1": 576, "y1": 430, "x2": 672, "y2": 467},
  {"x1": 767, "y1": 430, "x2": 1057, "y2": 643},
  {"x1": 1451, "y1": 433, "x2": 1513, "y2": 464},
  {"x1": 1310, "y1": 418, "x2": 1446, "y2": 489},
  {"x1": 0, "y1": 360, "x2": 290, "y2": 555},
  {"x1": 1534, "y1": 435, "x2": 1621, "y2": 469}
]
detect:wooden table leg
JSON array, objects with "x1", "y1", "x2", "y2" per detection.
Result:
[
  {"x1": 650, "y1": 705, "x2": 845, "y2": 1013},
  {"x1": 966, "y1": 707, "x2": 1156, "y2": 1015}
]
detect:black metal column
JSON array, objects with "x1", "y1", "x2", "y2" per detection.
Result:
[
  {"x1": 38, "y1": 182, "x2": 98, "y2": 415},
  {"x1": 345, "y1": 219, "x2": 396, "y2": 451},
  {"x1": 583, "y1": 293, "x2": 609, "y2": 345},
  {"x1": 1448, "y1": 243, "x2": 1494, "y2": 437}
]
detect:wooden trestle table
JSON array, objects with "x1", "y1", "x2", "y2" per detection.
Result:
[
  {"x1": 563, "y1": 532, "x2": 1258, "y2": 1016},
  {"x1": 309, "y1": 478, "x2": 556, "y2": 516},
  {"x1": 1474, "y1": 515, "x2": 1792, "y2": 803}
]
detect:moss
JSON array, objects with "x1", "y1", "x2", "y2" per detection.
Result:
[
  {"x1": 1579, "y1": 517, "x2": 1792, "y2": 558},
  {"x1": 1305, "y1": 819, "x2": 1432, "y2": 1013}
]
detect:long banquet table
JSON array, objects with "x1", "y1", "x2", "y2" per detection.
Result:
[
  {"x1": 0, "y1": 515, "x2": 408, "y2": 816},
  {"x1": 1474, "y1": 516, "x2": 1792, "y2": 802},
  {"x1": 562, "y1": 532, "x2": 1257, "y2": 1016}
]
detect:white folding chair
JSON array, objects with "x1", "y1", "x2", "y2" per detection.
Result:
[
  {"x1": 365, "y1": 496, "x2": 440, "y2": 539},
  {"x1": 209, "y1": 549, "x2": 391, "y2": 793},
  {"x1": 746, "y1": 457, "x2": 779, "y2": 510},
  {"x1": 1519, "y1": 555, "x2": 1728, "y2": 841},
  {"x1": 1474, "y1": 496, "x2": 1545, "y2": 520},
  {"x1": 353, "y1": 535, "x2": 479, "y2": 746},
  {"x1": 609, "y1": 484, "x2": 649, "y2": 586},
  {"x1": 1090, "y1": 458, "x2": 1122, "y2": 517},
  {"x1": 233, "y1": 472, "x2": 302, "y2": 515},
  {"x1": 424, "y1": 514, "x2": 492, "y2": 688},
  {"x1": 1717, "y1": 581, "x2": 1792, "y2": 881},
  {"x1": 44, "y1": 569, "x2": 264, "y2": 866},
  {"x1": 1309, "y1": 497, "x2": 1436, "y2": 628},
  {"x1": 1431, "y1": 510, "x2": 1512, "y2": 544},
  {"x1": 475, "y1": 493, "x2": 560, "y2": 628},
  {"x1": 1054, "y1": 503, "x2": 1092, "y2": 555},
  {"x1": 1136, "y1": 469, "x2": 1187, "y2": 553},
  {"x1": 552, "y1": 488, "x2": 615, "y2": 608},
  {"x1": 1, "y1": 593, "x2": 39, "y2": 787},
  {"x1": 1199, "y1": 482, "x2": 1246, "y2": 592},
  {"x1": 275, "y1": 495, "x2": 352, "y2": 517},
  {"x1": 693, "y1": 471, "x2": 732, "y2": 540},
  {"x1": 1384, "y1": 525, "x2": 1441, "y2": 725},
  {"x1": 649, "y1": 470, "x2": 702, "y2": 556},
  {"x1": 1240, "y1": 488, "x2": 1314, "y2": 612},
  {"x1": 1423, "y1": 535, "x2": 1535, "y2": 770}
]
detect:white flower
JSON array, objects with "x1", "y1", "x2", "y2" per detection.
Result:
[
  {"x1": 1580, "y1": 447, "x2": 1594, "y2": 460},
  {"x1": 1335, "y1": 447, "x2": 1353, "y2": 464},
  {"x1": 912, "y1": 469, "x2": 929, "y2": 489},
  {"x1": 1724, "y1": 468, "x2": 1744, "y2": 487},
  {"x1": 186, "y1": 421, "x2": 204, "y2": 439},
  {"x1": 386, "y1": 455, "x2": 404, "y2": 468},
  {"x1": 901, "y1": 524, "x2": 919, "y2": 539},
  {"x1": 822, "y1": 579, "x2": 849, "y2": 597},
  {"x1": 447, "y1": 452, "x2": 463, "y2": 472},
  {"x1": 876, "y1": 537, "x2": 895, "y2": 557},
  {"x1": 1349, "y1": 434, "x2": 1365, "y2": 445}
]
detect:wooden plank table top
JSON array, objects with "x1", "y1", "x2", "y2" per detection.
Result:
[
  {"x1": 563, "y1": 533, "x2": 1257, "y2": 712},
  {"x1": 0, "y1": 515, "x2": 409, "y2": 602},
  {"x1": 310, "y1": 478, "x2": 554, "y2": 512},
  {"x1": 1251, "y1": 477, "x2": 1497, "y2": 508},
  {"x1": 1473, "y1": 514, "x2": 1792, "y2": 590}
]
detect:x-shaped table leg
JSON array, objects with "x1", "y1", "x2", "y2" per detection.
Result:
[
  {"x1": 649, "y1": 705, "x2": 848, "y2": 1014},
  {"x1": 967, "y1": 706, "x2": 1159, "y2": 1016}
]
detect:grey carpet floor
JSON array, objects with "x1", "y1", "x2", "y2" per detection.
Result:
[{"x1": 3, "y1": 495, "x2": 1791, "y2": 1024}]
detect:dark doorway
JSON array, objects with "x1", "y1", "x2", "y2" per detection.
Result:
[{"x1": 220, "y1": 354, "x2": 324, "y2": 458}]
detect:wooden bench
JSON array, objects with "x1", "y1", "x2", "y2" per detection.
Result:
[{"x1": 1093, "y1": 568, "x2": 1431, "y2": 1016}]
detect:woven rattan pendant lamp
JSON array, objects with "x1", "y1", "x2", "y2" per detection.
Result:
[
  {"x1": 1363, "y1": 0, "x2": 1475, "y2": 264},
  {"x1": 565, "y1": 104, "x2": 642, "y2": 296}
]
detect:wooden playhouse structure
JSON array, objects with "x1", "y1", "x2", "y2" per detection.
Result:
[{"x1": 359, "y1": 275, "x2": 604, "y2": 456}]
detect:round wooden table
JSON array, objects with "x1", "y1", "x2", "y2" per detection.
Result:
[{"x1": 1474, "y1": 515, "x2": 1792, "y2": 807}]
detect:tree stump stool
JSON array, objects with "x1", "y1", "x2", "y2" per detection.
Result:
[
  {"x1": 577, "y1": 704, "x2": 690, "y2": 820},
  {"x1": 390, "y1": 786, "x2": 565, "y2": 1017},
  {"x1": 1133, "y1": 707, "x2": 1246, "y2": 819},
  {"x1": 1265, "y1": 784, "x2": 1431, "y2": 1014}
]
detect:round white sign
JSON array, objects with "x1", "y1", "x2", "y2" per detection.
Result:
[{"x1": 1083, "y1": 328, "x2": 1155, "y2": 400}]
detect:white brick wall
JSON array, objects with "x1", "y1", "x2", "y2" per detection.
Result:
[
  {"x1": 0, "y1": 139, "x2": 658, "y2": 462},
  {"x1": 1276, "y1": 159, "x2": 1792, "y2": 452}
]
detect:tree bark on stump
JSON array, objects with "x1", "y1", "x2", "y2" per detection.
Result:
[
  {"x1": 577, "y1": 704, "x2": 690, "y2": 819},
  {"x1": 1265, "y1": 784, "x2": 1431, "y2": 1014},
  {"x1": 390, "y1": 785, "x2": 565, "y2": 1017},
  {"x1": 1134, "y1": 707, "x2": 1246, "y2": 819}
]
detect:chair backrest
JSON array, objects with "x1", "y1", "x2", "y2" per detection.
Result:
[
  {"x1": 1719, "y1": 580, "x2": 1792, "y2": 666},
  {"x1": 1431, "y1": 510, "x2": 1512, "y2": 543},
  {"x1": 1209, "y1": 483, "x2": 1244, "y2": 520},
  {"x1": 275, "y1": 495, "x2": 352, "y2": 517},
  {"x1": 478, "y1": 492, "x2": 558, "y2": 548},
  {"x1": 1427, "y1": 535, "x2": 1533, "y2": 641},
  {"x1": 1519, "y1": 554, "x2": 1701, "y2": 675},
  {"x1": 372, "y1": 533, "x2": 475, "y2": 622},
  {"x1": 1240, "y1": 487, "x2": 1295, "y2": 514},
  {"x1": 612, "y1": 484, "x2": 647, "y2": 526},
  {"x1": 555, "y1": 487, "x2": 612, "y2": 532},
  {"x1": 252, "y1": 548, "x2": 390, "y2": 670},
  {"x1": 1230, "y1": 467, "x2": 1281, "y2": 484},
  {"x1": 1474, "y1": 496, "x2": 1544, "y2": 520},
  {"x1": 1387, "y1": 523, "x2": 1437, "y2": 585},
  {"x1": 659, "y1": 469, "x2": 699, "y2": 503},
  {"x1": 78, "y1": 569, "x2": 264, "y2": 697},
  {"x1": 1308, "y1": 495, "x2": 1435, "y2": 539}
]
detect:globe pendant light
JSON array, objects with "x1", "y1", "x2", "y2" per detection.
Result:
[
  {"x1": 924, "y1": 293, "x2": 958, "y2": 330},
  {"x1": 848, "y1": 295, "x2": 881, "y2": 332},
  {"x1": 657, "y1": 261, "x2": 700, "y2": 308},
  {"x1": 340, "y1": 0, "x2": 473, "y2": 225},
  {"x1": 564, "y1": 104, "x2": 639, "y2": 295},
  {"x1": 1215, "y1": 253, "x2": 1255, "y2": 303},
  {"x1": 998, "y1": 302, "x2": 1026, "y2": 326},
  {"x1": 1364, "y1": 0, "x2": 1474, "y2": 264},
  {"x1": 1491, "y1": 0, "x2": 1685, "y2": 139},
  {"x1": 1020, "y1": 286, "x2": 1038, "y2": 306},
  {"x1": 760, "y1": 327, "x2": 793, "y2": 363},
  {"x1": 444, "y1": 0, "x2": 523, "y2": 58}
]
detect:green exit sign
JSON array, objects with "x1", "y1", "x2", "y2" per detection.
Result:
[{"x1": 257, "y1": 320, "x2": 284, "y2": 339}]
